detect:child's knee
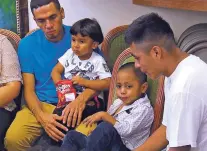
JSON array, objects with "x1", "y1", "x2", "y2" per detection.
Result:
[
  {"x1": 97, "y1": 122, "x2": 115, "y2": 134},
  {"x1": 65, "y1": 130, "x2": 84, "y2": 140}
]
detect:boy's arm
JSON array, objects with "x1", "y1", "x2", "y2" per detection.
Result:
[
  {"x1": 83, "y1": 111, "x2": 116, "y2": 126},
  {"x1": 101, "y1": 112, "x2": 116, "y2": 125},
  {"x1": 51, "y1": 62, "x2": 64, "y2": 84},
  {"x1": 134, "y1": 124, "x2": 168, "y2": 151},
  {"x1": 72, "y1": 76, "x2": 111, "y2": 91}
]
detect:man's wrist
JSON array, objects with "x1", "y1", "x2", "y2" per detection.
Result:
[{"x1": 36, "y1": 110, "x2": 45, "y2": 124}]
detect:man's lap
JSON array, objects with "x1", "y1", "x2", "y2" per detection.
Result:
[{"x1": 4, "y1": 102, "x2": 55, "y2": 151}]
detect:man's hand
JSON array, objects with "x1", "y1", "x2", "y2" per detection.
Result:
[
  {"x1": 71, "y1": 76, "x2": 86, "y2": 86},
  {"x1": 40, "y1": 112, "x2": 68, "y2": 142},
  {"x1": 62, "y1": 99, "x2": 86, "y2": 127},
  {"x1": 82, "y1": 111, "x2": 105, "y2": 127}
]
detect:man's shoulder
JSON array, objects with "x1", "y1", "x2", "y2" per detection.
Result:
[
  {"x1": 20, "y1": 29, "x2": 43, "y2": 45},
  {"x1": 64, "y1": 25, "x2": 72, "y2": 31}
]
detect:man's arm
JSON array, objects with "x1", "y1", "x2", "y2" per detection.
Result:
[
  {"x1": 23, "y1": 73, "x2": 67, "y2": 141},
  {"x1": 23, "y1": 73, "x2": 44, "y2": 120},
  {"x1": 0, "y1": 81, "x2": 21, "y2": 107},
  {"x1": 72, "y1": 76, "x2": 111, "y2": 91},
  {"x1": 134, "y1": 124, "x2": 168, "y2": 151}
]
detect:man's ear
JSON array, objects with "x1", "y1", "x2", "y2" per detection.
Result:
[
  {"x1": 60, "y1": 7, "x2": 65, "y2": 19},
  {"x1": 150, "y1": 46, "x2": 162, "y2": 60},
  {"x1": 92, "y1": 41, "x2": 99, "y2": 49},
  {"x1": 141, "y1": 82, "x2": 148, "y2": 94}
]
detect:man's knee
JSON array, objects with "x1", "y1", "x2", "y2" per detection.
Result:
[{"x1": 4, "y1": 126, "x2": 24, "y2": 150}]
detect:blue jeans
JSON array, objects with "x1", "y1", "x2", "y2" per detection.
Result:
[{"x1": 61, "y1": 122, "x2": 130, "y2": 151}]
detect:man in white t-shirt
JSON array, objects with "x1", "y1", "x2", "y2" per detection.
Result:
[{"x1": 125, "y1": 13, "x2": 207, "y2": 151}]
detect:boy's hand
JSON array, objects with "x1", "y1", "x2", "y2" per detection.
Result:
[
  {"x1": 72, "y1": 76, "x2": 86, "y2": 86},
  {"x1": 82, "y1": 111, "x2": 105, "y2": 127}
]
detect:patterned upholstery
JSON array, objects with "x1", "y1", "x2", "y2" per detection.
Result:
[
  {"x1": 101, "y1": 25, "x2": 129, "y2": 70},
  {"x1": 25, "y1": 28, "x2": 39, "y2": 37},
  {"x1": 108, "y1": 48, "x2": 165, "y2": 134},
  {"x1": 0, "y1": 28, "x2": 22, "y2": 111}
]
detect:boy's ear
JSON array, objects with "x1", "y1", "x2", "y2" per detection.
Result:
[
  {"x1": 92, "y1": 41, "x2": 99, "y2": 49},
  {"x1": 141, "y1": 82, "x2": 148, "y2": 94}
]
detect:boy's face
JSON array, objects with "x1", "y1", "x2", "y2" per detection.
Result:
[
  {"x1": 33, "y1": 2, "x2": 65, "y2": 42},
  {"x1": 71, "y1": 34, "x2": 98, "y2": 60},
  {"x1": 116, "y1": 68, "x2": 147, "y2": 105}
]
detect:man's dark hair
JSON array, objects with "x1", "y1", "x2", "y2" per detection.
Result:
[
  {"x1": 119, "y1": 62, "x2": 147, "y2": 85},
  {"x1": 70, "y1": 18, "x2": 104, "y2": 44},
  {"x1": 125, "y1": 13, "x2": 176, "y2": 51},
  {"x1": 30, "y1": 0, "x2": 61, "y2": 13}
]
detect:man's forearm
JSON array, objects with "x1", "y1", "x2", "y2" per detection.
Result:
[
  {"x1": 0, "y1": 81, "x2": 21, "y2": 107},
  {"x1": 24, "y1": 90, "x2": 44, "y2": 122},
  {"x1": 76, "y1": 88, "x2": 97, "y2": 103},
  {"x1": 134, "y1": 124, "x2": 168, "y2": 151}
]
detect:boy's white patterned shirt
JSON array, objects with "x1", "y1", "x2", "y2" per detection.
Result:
[{"x1": 107, "y1": 95, "x2": 154, "y2": 150}]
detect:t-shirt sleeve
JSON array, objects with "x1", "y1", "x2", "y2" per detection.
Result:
[
  {"x1": 0, "y1": 38, "x2": 22, "y2": 84},
  {"x1": 95, "y1": 56, "x2": 111, "y2": 80},
  {"x1": 18, "y1": 39, "x2": 34, "y2": 73},
  {"x1": 58, "y1": 48, "x2": 72, "y2": 68},
  {"x1": 166, "y1": 92, "x2": 203, "y2": 148},
  {"x1": 162, "y1": 101, "x2": 167, "y2": 126}
]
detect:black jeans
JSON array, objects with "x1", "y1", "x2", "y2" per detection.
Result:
[
  {"x1": 61, "y1": 122, "x2": 130, "y2": 151},
  {"x1": 0, "y1": 108, "x2": 17, "y2": 150}
]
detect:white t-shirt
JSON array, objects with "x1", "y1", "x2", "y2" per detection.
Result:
[
  {"x1": 58, "y1": 48, "x2": 111, "y2": 94},
  {"x1": 163, "y1": 55, "x2": 207, "y2": 151}
]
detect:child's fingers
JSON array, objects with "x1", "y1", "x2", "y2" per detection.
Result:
[
  {"x1": 82, "y1": 116, "x2": 91, "y2": 124},
  {"x1": 84, "y1": 118, "x2": 93, "y2": 127},
  {"x1": 88, "y1": 119, "x2": 95, "y2": 127}
]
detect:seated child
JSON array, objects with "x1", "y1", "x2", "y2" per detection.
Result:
[
  {"x1": 61, "y1": 62, "x2": 154, "y2": 151},
  {"x1": 33, "y1": 18, "x2": 111, "y2": 148}
]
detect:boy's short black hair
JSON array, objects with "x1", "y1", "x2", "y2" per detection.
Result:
[
  {"x1": 30, "y1": 0, "x2": 61, "y2": 14},
  {"x1": 70, "y1": 18, "x2": 104, "y2": 44},
  {"x1": 125, "y1": 13, "x2": 176, "y2": 52},
  {"x1": 119, "y1": 62, "x2": 147, "y2": 84}
]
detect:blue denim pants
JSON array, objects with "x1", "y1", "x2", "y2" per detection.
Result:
[{"x1": 61, "y1": 122, "x2": 130, "y2": 151}]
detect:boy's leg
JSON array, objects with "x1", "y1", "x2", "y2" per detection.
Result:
[
  {"x1": 85, "y1": 122, "x2": 130, "y2": 151},
  {"x1": 4, "y1": 102, "x2": 55, "y2": 151},
  {"x1": 61, "y1": 130, "x2": 87, "y2": 151}
]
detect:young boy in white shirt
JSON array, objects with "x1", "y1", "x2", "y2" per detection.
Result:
[
  {"x1": 51, "y1": 18, "x2": 111, "y2": 124},
  {"x1": 61, "y1": 62, "x2": 154, "y2": 151}
]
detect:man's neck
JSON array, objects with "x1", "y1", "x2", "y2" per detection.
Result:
[{"x1": 164, "y1": 48, "x2": 189, "y2": 77}]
